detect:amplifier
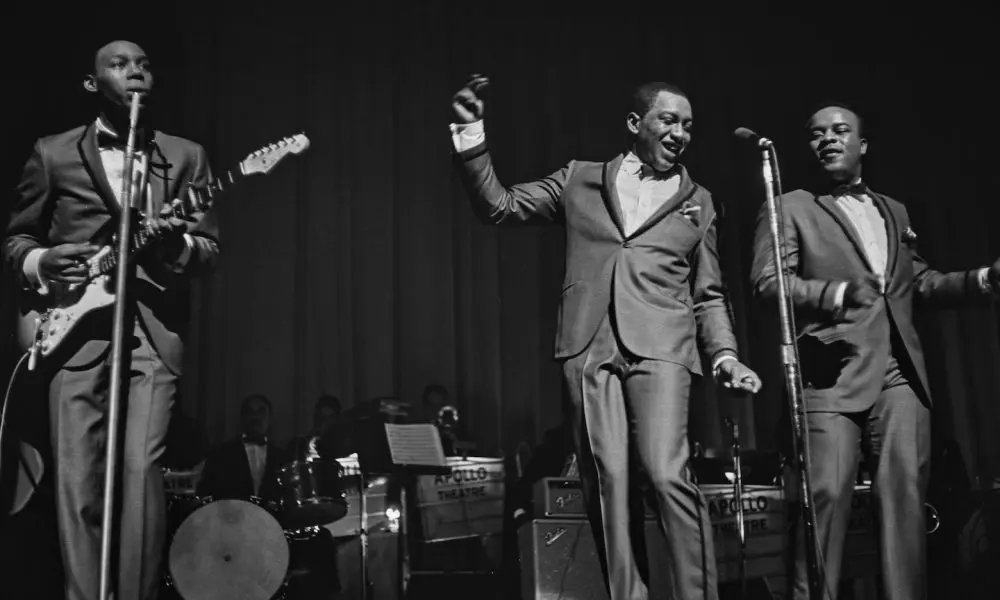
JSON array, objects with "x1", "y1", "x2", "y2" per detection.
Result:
[
  {"x1": 518, "y1": 518, "x2": 669, "y2": 600},
  {"x1": 520, "y1": 484, "x2": 879, "y2": 598},
  {"x1": 533, "y1": 477, "x2": 655, "y2": 520}
]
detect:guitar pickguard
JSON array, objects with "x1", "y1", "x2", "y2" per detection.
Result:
[{"x1": 18, "y1": 271, "x2": 116, "y2": 359}]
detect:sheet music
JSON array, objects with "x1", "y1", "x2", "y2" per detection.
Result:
[{"x1": 384, "y1": 423, "x2": 447, "y2": 466}]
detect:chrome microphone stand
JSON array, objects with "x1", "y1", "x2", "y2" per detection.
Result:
[
  {"x1": 741, "y1": 129, "x2": 825, "y2": 600},
  {"x1": 357, "y1": 470, "x2": 371, "y2": 600},
  {"x1": 725, "y1": 418, "x2": 748, "y2": 598},
  {"x1": 99, "y1": 92, "x2": 143, "y2": 600}
]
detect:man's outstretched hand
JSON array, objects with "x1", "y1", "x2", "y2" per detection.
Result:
[{"x1": 452, "y1": 74, "x2": 489, "y2": 124}]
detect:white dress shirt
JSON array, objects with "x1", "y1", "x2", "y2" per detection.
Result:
[
  {"x1": 615, "y1": 152, "x2": 680, "y2": 236},
  {"x1": 450, "y1": 120, "x2": 736, "y2": 373},
  {"x1": 243, "y1": 438, "x2": 268, "y2": 496},
  {"x1": 831, "y1": 179, "x2": 992, "y2": 310},
  {"x1": 22, "y1": 118, "x2": 194, "y2": 293},
  {"x1": 834, "y1": 185, "x2": 889, "y2": 295}
]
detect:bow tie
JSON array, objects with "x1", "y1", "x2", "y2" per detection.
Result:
[
  {"x1": 831, "y1": 181, "x2": 869, "y2": 198},
  {"x1": 97, "y1": 129, "x2": 153, "y2": 153},
  {"x1": 97, "y1": 129, "x2": 126, "y2": 150},
  {"x1": 242, "y1": 434, "x2": 267, "y2": 446}
]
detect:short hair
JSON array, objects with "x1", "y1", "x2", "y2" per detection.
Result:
[
  {"x1": 241, "y1": 393, "x2": 272, "y2": 415},
  {"x1": 315, "y1": 394, "x2": 342, "y2": 415},
  {"x1": 805, "y1": 99, "x2": 865, "y2": 137},
  {"x1": 630, "y1": 81, "x2": 689, "y2": 117},
  {"x1": 422, "y1": 384, "x2": 448, "y2": 404}
]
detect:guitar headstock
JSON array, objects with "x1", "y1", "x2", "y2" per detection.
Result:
[{"x1": 240, "y1": 133, "x2": 311, "y2": 176}]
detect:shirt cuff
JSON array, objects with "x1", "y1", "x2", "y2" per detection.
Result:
[
  {"x1": 832, "y1": 281, "x2": 849, "y2": 316},
  {"x1": 976, "y1": 267, "x2": 994, "y2": 295},
  {"x1": 712, "y1": 354, "x2": 738, "y2": 372},
  {"x1": 23, "y1": 248, "x2": 50, "y2": 295},
  {"x1": 171, "y1": 234, "x2": 195, "y2": 273},
  {"x1": 450, "y1": 120, "x2": 486, "y2": 153}
]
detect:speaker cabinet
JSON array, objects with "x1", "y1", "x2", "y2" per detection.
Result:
[{"x1": 518, "y1": 518, "x2": 670, "y2": 600}]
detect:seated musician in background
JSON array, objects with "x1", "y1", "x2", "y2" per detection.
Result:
[
  {"x1": 197, "y1": 393, "x2": 285, "y2": 502},
  {"x1": 414, "y1": 383, "x2": 472, "y2": 456},
  {"x1": 413, "y1": 383, "x2": 448, "y2": 424},
  {"x1": 289, "y1": 393, "x2": 351, "y2": 461}
]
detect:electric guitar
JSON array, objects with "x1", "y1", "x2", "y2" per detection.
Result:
[{"x1": 16, "y1": 133, "x2": 310, "y2": 366}]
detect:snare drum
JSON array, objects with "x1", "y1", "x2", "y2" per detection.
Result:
[
  {"x1": 277, "y1": 459, "x2": 348, "y2": 529},
  {"x1": 167, "y1": 498, "x2": 290, "y2": 600}
]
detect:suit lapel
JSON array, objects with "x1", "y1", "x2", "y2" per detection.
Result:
[
  {"x1": 626, "y1": 165, "x2": 696, "y2": 240},
  {"x1": 815, "y1": 194, "x2": 875, "y2": 273},
  {"x1": 601, "y1": 155, "x2": 627, "y2": 238},
  {"x1": 78, "y1": 123, "x2": 121, "y2": 218},
  {"x1": 263, "y1": 444, "x2": 282, "y2": 495},
  {"x1": 145, "y1": 133, "x2": 172, "y2": 216}
]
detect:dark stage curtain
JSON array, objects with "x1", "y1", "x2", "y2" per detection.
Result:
[{"x1": 3, "y1": 6, "x2": 999, "y2": 486}]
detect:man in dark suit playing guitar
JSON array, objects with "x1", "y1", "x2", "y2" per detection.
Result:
[
  {"x1": 2, "y1": 40, "x2": 219, "y2": 600},
  {"x1": 451, "y1": 75, "x2": 762, "y2": 600},
  {"x1": 750, "y1": 103, "x2": 1000, "y2": 600}
]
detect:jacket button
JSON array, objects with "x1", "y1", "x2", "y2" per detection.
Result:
[{"x1": 622, "y1": 241, "x2": 631, "y2": 248}]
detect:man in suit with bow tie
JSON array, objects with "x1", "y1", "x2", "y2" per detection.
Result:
[
  {"x1": 451, "y1": 75, "x2": 761, "y2": 600},
  {"x1": 197, "y1": 394, "x2": 285, "y2": 502},
  {"x1": 750, "y1": 103, "x2": 1000, "y2": 600},
  {"x1": 2, "y1": 40, "x2": 219, "y2": 600}
]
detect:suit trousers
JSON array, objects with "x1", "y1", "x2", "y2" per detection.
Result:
[
  {"x1": 792, "y1": 354, "x2": 930, "y2": 600},
  {"x1": 49, "y1": 321, "x2": 176, "y2": 600},
  {"x1": 562, "y1": 314, "x2": 716, "y2": 600}
]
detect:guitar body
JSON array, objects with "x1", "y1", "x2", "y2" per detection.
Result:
[{"x1": 16, "y1": 265, "x2": 116, "y2": 359}]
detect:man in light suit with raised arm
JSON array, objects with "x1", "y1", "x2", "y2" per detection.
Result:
[{"x1": 450, "y1": 74, "x2": 762, "y2": 600}]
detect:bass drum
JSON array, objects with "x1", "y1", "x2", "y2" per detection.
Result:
[{"x1": 167, "y1": 498, "x2": 290, "y2": 600}]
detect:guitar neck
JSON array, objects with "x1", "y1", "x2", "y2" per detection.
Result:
[
  {"x1": 89, "y1": 131, "x2": 308, "y2": 277},
  {"x1": 93, "y1": 172, "x2": 237, "y2": 276},
  {"x1": 211, "y1": 167, "x2": 246, "y2": 195}
]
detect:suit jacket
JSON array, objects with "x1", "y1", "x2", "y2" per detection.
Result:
[
  {"x1": 2, "y1": 121, "x2": 220, "y2": 374},
  {"x1": 750, "y1": 187, "x2": 991, "y2": 413},
  {"x1": 196, "y1": 438, "x2": 285, "y2": 502},
  {"x1": 456, "y1": 144, "x2": 738, "y2": 373}
]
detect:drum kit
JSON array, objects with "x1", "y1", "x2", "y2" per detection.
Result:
[{"x1": 163, "y1": 457, "x2": 378, "y2": 600}]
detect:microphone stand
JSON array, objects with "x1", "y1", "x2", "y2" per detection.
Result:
[
  {"x1": 725, "y1": 418, "x2": 748, "y2": 599},
  {"x1": 359, "y1": 471, "x2": 372, "y2": 600},
  {"x1": 99, "y1": 92, "x2": 143, "y2": 600},
  {"x1": 756, "y1": 138, "x2": 824, "y2": 600}
]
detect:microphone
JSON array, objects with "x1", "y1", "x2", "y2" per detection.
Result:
[
  {"x1": 724, "y1": 417, "x2": 740, "y2": 441},
  {"x1": 734, "y1": 127, "x2": 773, "y2": 148}
]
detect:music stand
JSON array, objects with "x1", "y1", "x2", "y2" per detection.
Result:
[{"x1": 353, "y1": 419, "x2": 451, "y2": 600}]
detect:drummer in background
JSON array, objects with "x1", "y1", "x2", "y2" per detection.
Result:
[{"x1": 197, "y1": 393, "x2": 286, "y2": 502}]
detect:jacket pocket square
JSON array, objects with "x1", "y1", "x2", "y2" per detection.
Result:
[{"x1": 679, "y1": 201, "x2": 701, "y2": 226}]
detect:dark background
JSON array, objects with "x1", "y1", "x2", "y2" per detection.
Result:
[{"x1": 2, "y1": 4, "x2": 998, "y2": 484}]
